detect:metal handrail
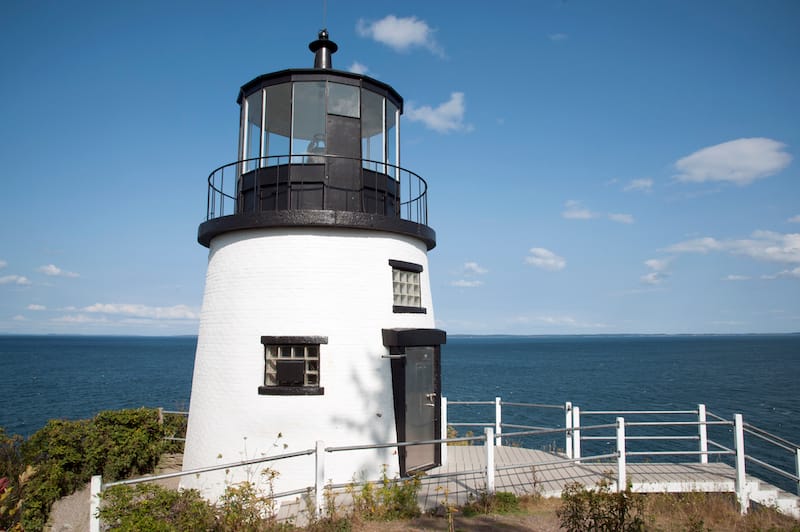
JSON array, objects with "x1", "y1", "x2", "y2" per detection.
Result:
[
  {"x1": 205, "y1": 155, "x2": 429, "y2": 225},
  {"x1": 745, "y1": 454, "x2": 800, "y2": 482},
  {"x1": 744, "y1": 422, "x2": 799, "y2": 452},
  {"x1": 582, "y1": 410, "x2": 697, "y2": 416}
]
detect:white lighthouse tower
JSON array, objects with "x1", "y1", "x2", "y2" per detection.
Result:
[{"x1": 181, "y1": 31, "x2": 446, "y2": 500}]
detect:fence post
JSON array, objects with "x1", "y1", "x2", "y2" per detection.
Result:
[
  {"x1": 315, "y1": 440, "x2": 325, "y2": 517},
  {"x1": 441, "y1": 396, "x2": 448, "y2": 466},
  {"x1": 89, "y1": 475, "x2": 102, "y2": 532},
  {"x1": 795, "y1": 446, "x2": 799, "y2": 496},
  {"x1": 495, "y1": 397, "x2": 503, "y2": 447},
  {"x1": 616, "y1": 417, "x2": 626, "y2": 492},
  {"x1": 565, "y1": 402, "x2": 573, "y2": 459},
  {"x1": 734, "y1": 414, "x2": 748, "y2": 514},
  {"x1": 484, "y1": 427, "x2": 495, "y2": 493},
  {"x1": 572, "y1": 406, "x2": 581, "y2": 463},
  {"x1": 698, "y1": 404, "x2": 708, "y2": 464},
  {"x1": 157, "y1": 407, "x2": 164, "y2": 425}
]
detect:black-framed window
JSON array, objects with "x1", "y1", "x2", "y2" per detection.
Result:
[
  {"x1": 258, "y1": 336, "x2": 327, "y2": 395},
  {"x1": 389, "y1": 260, "x2": 426, "y2": 314}
]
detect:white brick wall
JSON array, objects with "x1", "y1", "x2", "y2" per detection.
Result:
[{"x1": 181, "y1": 227, "x2": 436, "y2": 500}]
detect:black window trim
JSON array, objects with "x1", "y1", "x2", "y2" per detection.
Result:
[{"x1": 259, "y1": 336, "x2": 328, "y2": 396}]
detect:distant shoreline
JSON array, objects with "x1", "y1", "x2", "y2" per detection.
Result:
[{"x1": 1, "y1": 332, "x2": 798, "y2": 339}]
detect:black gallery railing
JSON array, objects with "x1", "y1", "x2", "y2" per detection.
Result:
[{"x1": 206, "y1": 155, "x2": 429, "y2": 226}]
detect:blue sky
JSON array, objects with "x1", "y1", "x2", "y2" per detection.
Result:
[{"x1": 1, "y1": 0, "x2": 798, "y2": 335}]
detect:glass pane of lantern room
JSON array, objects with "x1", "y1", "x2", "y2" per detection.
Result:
[
  {"x1": 245, "y1": 91, "x2": 262, "y2": 172},
  {"x1": 264, "y1": 83, "x2": 291, "y2": 165},
  {"x1": 387, "y1": 101, "x2": 398, "y2": 179},
  {"x1": 361, "y1": 90, "x2": 383, "y2": 171},
  {"x1": 291, "y1": 82, "x2": 326, "y2": 164},
  {"x1": 328, "y1": 82, "x2": 360, "y2": 118}
]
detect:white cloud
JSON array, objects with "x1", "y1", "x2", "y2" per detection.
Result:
[
  {"x1": 562, "y1": 200, "x2": 596, "y2": 220},
  {"x1": 624, "y1": 178, "x2": 654, "y2": 192},
  {"x1": 12, "y1": 315, "x2": 26, "y2": 321},
  {"x1": 356, "y1": 15, "x2": 443, "y2": 56},
  {"x1": 525, "y1": 248, "x2": 566, "y2": 271},
  {"x1": 666, "y1": 231, "x2": 800, "y2": 264},
  {"x1": 53, "y1": 314, "x2": 106, "y2": 324},
  {"x1": 27, "y1": 304, "x2": 46, "y2": 310},
  {"x1": 641, "y1": 257, "x2": 671, "y2": 285},
  {"x1": 0, "y1": 275, "x2": 31, "y2": 286},
  {"x1": 563, "y1": 201, "x2": 633, "y2": 223},
  {"x1": 37, "y1": 264, "x2": 79, "y2": 278},
  {"x1": 788, "y1": 215, "x2": 800, "y2": 223},
  {"x1": 512, "y1": 314, "x2": 607, "y2": 329},
  {"x1": 451, "y1": 261, "x2": 487, "y2": 288},
  {"x1": 348, "y1": 61, "x2": 369, "y2": 75},
  {"x1": 548, "y1": 33, "x2": 568, "y2": 42},
  {"x1": 84, "y1": 303, "x2": 199, "y2": 320},
  {"x1": 463, "y1": 262, "x2": 488, "y2": 275},
  {"x1": 451, "y1": 279, "x2": 484, "y2": 288},
  {"x1": 761, "y1": 267, "x2": 800, "y2": 280},
  {"x1": 608, "y1": 213, "x2": 634, "y2": 224},
  {"x1": 723, "y1": 275, "x2": 750, "y2": 281},
  {"x1": 406, "y1": 92, "x2": 471, "y2": 133},
  {"x1": 0, "y1": 260, "x2": 6, "y2": 269},
  {"x1": 674, "y1": 138, "x2": 792, "y2": 185}
]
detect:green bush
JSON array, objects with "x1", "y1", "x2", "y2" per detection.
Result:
[
  {"x1": 461, "y1": 490, "x2": 520, "y2": 516},
  {"x1": 9, "y1": 407, "x2": 168, "y2": 531},
  {"x1": 558, "y1": 480, "x2": 645, "y2": 532},
  {"x1": 99, "y1": 483, "x2": 216, "y2": 531},
  {"x1": 346, "y1": 467, "x2": 422, "y2": 521}
]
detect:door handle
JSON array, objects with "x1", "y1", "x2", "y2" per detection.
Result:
[{"x1": 425, "y1": 392, "x2": 436, "y2": 407}]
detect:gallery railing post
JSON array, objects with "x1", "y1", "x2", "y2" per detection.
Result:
[
  {"x1": 441, "y1": 396, "x2": 448, "y2": 466},
  {"x1": 698, "y1": 404, "x2": 708, "y2": 464},
  {"x1": 734, "y1": 414, "x2": 749, "y2": 514},
  {"x1": 572, "y1": 406, "x2": 581, "y2": 462},
  {"x1": 565, "y1": 402, "x2": 573, "y2": 459},
  {"x1": 616, "y1": 417, "x2": 627, "y2": 492},
  {"x1": 485, "y1": 427, "x2": 495, "y2": 493},
  {"x1": 495, "y1": 397, "x2": 503, "y2": 447}
]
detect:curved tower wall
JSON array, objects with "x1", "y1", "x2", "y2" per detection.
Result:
[{"x1": 181, "y1": 227, "x2": 435, "y2": 499}]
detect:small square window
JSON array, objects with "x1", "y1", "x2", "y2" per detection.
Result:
[
  {"x1": 389, "y1": 260, "x2": 427, "y2": 314},
  {"x1": 259, "y1": 336, "x2": 327, "y2": 395}
]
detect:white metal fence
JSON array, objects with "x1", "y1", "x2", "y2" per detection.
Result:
[{"x1": 89, "y1": 397, "x2": 800, "y2": 531}]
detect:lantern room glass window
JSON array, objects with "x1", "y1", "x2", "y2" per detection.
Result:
[
  {"x1": 244, "y1": 91, "x2": 263, "y2": 172},
  {"x1": 291, "y1": 82, "x2": 326, "y2": 164},
  {"x1": 361, "y1": 89, "x2": 384, "y2": 170},
  {"x1": 328, "y1": 82, "x2": 360, "y2": 118},
  {"x1": 265, "y1": 83, "x2": 291, "y2": 165}
]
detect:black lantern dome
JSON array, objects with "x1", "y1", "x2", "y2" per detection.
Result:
[{"x1": 199, "y1": 31, "x2": 434, "y2": 249}]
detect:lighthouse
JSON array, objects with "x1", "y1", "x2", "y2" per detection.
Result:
[{"x1": 181, "y1": 31, "x2": 446, "y2": 500}]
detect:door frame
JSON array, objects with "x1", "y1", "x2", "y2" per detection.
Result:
[{"x1": 382, "y1": 328, "x2": 446, "y2": 476}]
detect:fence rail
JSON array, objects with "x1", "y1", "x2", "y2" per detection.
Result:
[{"x1": 89, "y1": 398, "x2": 800, "y2": 532}]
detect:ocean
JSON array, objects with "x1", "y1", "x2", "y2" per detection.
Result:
[{"x1": 1, "y1": 334, "x2": 798, "y2": 491}]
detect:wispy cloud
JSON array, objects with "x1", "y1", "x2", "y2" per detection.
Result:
[
  {"x1": 788, "y1": 215, "x2": 800, "y2": 223},
  {"x1": 608, "y1": 213, "x2": 634, "y2": 224},
  {"x1": 27, "y1": 304, "x2": 46, "y2": 310},
  {"x1": 356, "y1": 15, "x2": 444, "y2": 56},
  {"x1": 562, "y1": 200, "x2": 634, "y2": 224},
  {"x1": 406, "y1": 92, "x2": 471, "y2": 133},
  {"x1": 761, "y1": 267, "x2": 800, "y2": 280},
  {"x1": 348, "y1": 61, "x2": 369, "y2": 75},
  {"x1": 0, "y1": 275, "x2": 31, "y2": 286},
  {"x1": 53, "y1": 314, "x2": 107, "y2": 324},
  {"x1": 451, "y1": 261, "x2": 488, "y2": 288},
  {"x1": 37, "y1": 264, "x2": 79, "y2": 278},
  {"x1": 84, "y1": 303, "x2": 199, "y2": 320},
  {"x1": 624, "y1": 178, "x2": 654, "y2": 192},
  {"x1": 562, "y1": 200, "x2": 594, "y2": 220},
  {"x1": 0, "y1": 259, "x2": 6, "y2": 269},
  {"x1": 525, "y1": 248, "x2": 566, "y2": 271},
  {"x1": 641, "y1": 258, "x2": 671, "y2": 285},
  {"x1": 512, "y1": 314, "x2": 607, "y2": 329},
  {"x1": 723, "y1": 275, "x2": 750, "y2": 281},
  {"x1": 674, "y1": 138, "x2": 792, "y2": 186},
  {"x1": 666, "y1": 231, "x2": 800, "y2": 265},
  {"x1": 12, "y1": 315, "x2": 26, "y2": 321},
  {"x1": 548, "y1": 33, "x2": 568, "y2": 42}
]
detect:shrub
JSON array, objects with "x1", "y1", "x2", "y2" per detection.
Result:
[
  {"x1": 461, "y1": 491, "x2": 520, "y2": 517},
  {"x1": 346, "y1": 467, "x2": 422, "y2": 521},
  {"x1": 99, "y1": 483, "x2": 216, "y2": 531},
  {"x1": 558, "y1": 480, "x2": 645, "y2": 532}
]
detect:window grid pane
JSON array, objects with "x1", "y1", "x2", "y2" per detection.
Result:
[
  {"x1": 265, "y1": 343, "x2": 321, "y2": 388},
  {"x1": 393, "y1": 268, "x2": 421, "y2": 307}
]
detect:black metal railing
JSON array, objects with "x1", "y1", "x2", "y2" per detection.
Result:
[{"x1": 206, "y1": 155, "x2": 429, "y2": 226}]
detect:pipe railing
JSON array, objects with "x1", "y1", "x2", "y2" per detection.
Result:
[
  {"x1": 89, "y1": 399, "x2": 798, "y2": 530},
  {"x1": 205, "y1": 155, "x2": 429, "y2": 226}
]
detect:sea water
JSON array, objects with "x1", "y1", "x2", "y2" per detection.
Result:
[{"x1": 1, "y1": 334, "x2": 798, "y2": 490}]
